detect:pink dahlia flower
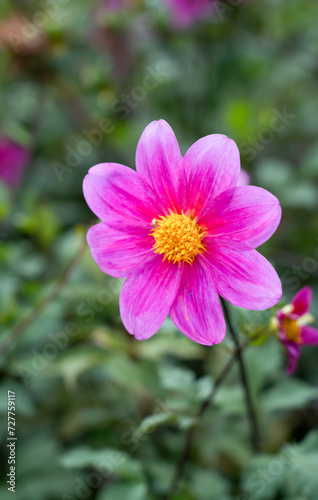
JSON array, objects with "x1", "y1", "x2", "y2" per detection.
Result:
[
  {"x1": 164, "y1": 0, "x2": 215, "y2": 28},
  {"x1": 83, "y1": 120, "x2": 282, "y2": 345},
  {"x1": 275, "y1": 287, "x2": 318, "y2": 375},
  {"x1": 0, "y1": 137, "x2": 30, "y2": 189}
]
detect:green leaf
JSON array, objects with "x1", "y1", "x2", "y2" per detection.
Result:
[
  {"x1": 284, "y1": 431, "x2": 318, "y2": 500},
  {"x1": 240, "y1": 433, "x2": 318, "y2": 500},
  {"x1": 261, "y1": 378, "x2": 318, "y2": 412},
  {"x1": 61, "y1": 447, "x2": 144, "y2": 482},
  {"x1": 159, "y1": 364, "x2": 195, "y2": 394},
  {"x1": 244, "y1": 338, "x2": 282, "y2": 396},
  {"x1": 97, "y1": 483, "x2": 148, "y2": 500},
  {"x1": 138, "y1": 412, "x2": 176, "y2": 435},
  {"x1": 0, "y1": 382, "x2": 35, "y2": 417},
  {"x1": 241, "y1": 454, "x2": 283, "y2": 500},
  {"x1": 190, "y1": 468, "x2": 230, "y2": 500}
]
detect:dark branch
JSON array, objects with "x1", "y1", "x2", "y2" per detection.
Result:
[
  {"x1": 220, "y1": 297, "x2": 260, "y2": 454},
  {"x1": 163, "y1": 337, "x2": 250, "y2": 500}
]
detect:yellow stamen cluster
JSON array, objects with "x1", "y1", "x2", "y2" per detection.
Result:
[
  {"x1": 150, "y1": 211, "x2": 205, "y2": 265},
  {"x1": 281, "y1": 318, "x2": 302, "y2": 343}
]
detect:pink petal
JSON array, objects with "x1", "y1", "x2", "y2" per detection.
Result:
[
  {"x1": 119, "y1": 255, "x2": 182, "y2": 340},
  {"x1": 206, "y1": 245, "x2": 282, "y2": 310},
  {"x1": 292, "y1": 286, "x2": 312, "y2": 317},
  {"x1": 169, "y1": 258, "x2": 226, "y2": 345},
  {"x1": 87, "y1": 223, "x2": 153, "y2": 278},
  {"x1": 135, "y1": 120, "x2": 184, "y2": 213},
  {"x1": 284, "y1": 341, "x2": 300, "y2": 375},
  {"x1": 300, "y1": 326, "x2": 318, "y2": 345},
  {"x1": 183, "y1": 134, "x2": 240, "y2": 216},
  {"x1": 164, "y1": 0, "x2": 214, "y2": 28},
  {"x1": 0, "y1": 137, "x2": 30, "y2": 189},
  {"x1": 83, "y1": 163, "x2": 160, "y2": 230},
  {"x1": 199, "y1": 186, "x2": 282, "y2": 249},
  {"x1": 238, "y1": 169, "x2": 250, "y2": 186}
]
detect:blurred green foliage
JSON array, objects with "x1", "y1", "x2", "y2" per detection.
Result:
[{"x1": 0, "y1": 0, "x2": 318, "y2": 499}]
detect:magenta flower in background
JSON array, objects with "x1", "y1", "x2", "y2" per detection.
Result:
[
  {"x1": 100, "y1": 0, "x2": 136, "y2": 13},
  {"x1": 275, "y1": 287, "x2": 318, "y2": 374},
  {"x1": 164, "y1": 0, "x2": 215, "y2": 28},
  {"x1": 104, "y1": 0, "x2": 123, "y2": 11},
  {"x1": 83, "y1": 120, "x2": 282, "y2": 345},
  {"x1": 0, "y1": 137, "x2": 30, "y2": 189}
]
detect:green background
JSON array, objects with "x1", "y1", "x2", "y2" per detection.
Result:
[{"x1": 1, "y1": 1, "x2": 318, "y2": 499}]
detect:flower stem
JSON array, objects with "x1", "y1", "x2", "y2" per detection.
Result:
[
  {"x1": 220, "y1": 297, "x2": 260, "y2": 454},
  {"x1": 163, "y1": 338, "x2": 249, "y2": 500}
]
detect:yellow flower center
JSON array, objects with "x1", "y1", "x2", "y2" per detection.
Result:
[
  {"x1": 281, "y1": 318, "x2": 302, "y2": 343},
  {"x1": 150, "y1": 211, "x2": 205, "y2": 265}
]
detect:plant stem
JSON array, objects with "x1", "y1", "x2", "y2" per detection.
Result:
[
  {"x1": 0, "y1": 238, "x2": 86, "y2": 358},
  {"x1": 163, "y1": 338, "x2": 249, "y2": 500},
  {"x1": 220, "y1": 297, "x2": 260, "y2": 454}
]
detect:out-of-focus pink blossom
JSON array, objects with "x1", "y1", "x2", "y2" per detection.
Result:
[
  {"x1": 0, "y1": 137, "x2": 30, "y2": 189},
  {"x1": 275, "y1": 287, "x2": 318, "y2": 374},
  {"x1": 164, "y1": 0, "x2": 216, "y2": 28},
  {"x1": 100, "y1": 0, "x2": 136, "y2": 12}
]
